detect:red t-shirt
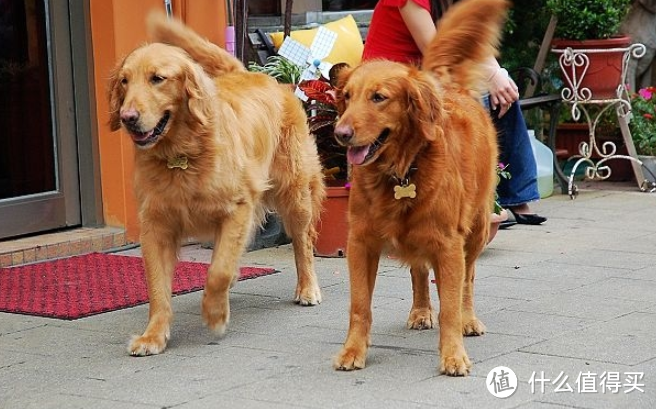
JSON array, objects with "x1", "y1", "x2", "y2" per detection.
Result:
[{"x1": 362, "y1": 0, "x2": 432, "y2": 65}]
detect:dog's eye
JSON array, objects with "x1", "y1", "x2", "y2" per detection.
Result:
[
  {"x1": 372, "y1": 93, "x2": 386, "y2": 103},
  {"x1": 150, "y1": 75, "x2": 166, "y2": 84},
  {"x1": 343, "y1": 91, "x2": 350, "y2": 101},
  {"x1": 120, "y1": 77, "x2": 128, "y2": 86}
]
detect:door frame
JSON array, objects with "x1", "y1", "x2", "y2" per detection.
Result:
[{"x1": 0, "y1": 0, "x2": 102, "y2": 239}]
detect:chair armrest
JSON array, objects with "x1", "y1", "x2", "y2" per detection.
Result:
[{"x1": 509, "y1": 67, "x2": 542, "y2": 97}]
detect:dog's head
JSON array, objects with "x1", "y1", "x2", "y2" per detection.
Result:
[
  {"x1": 333, "y1": 60, "x2": 444, "y2": 169},
  {"x1": 108, "y1": 43, "x2": 214, "y2": 149}
]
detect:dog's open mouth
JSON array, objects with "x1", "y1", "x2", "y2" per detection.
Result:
[
  {"x1": 346, "y1": 128, "x2": 390, "y2": 166},
  {"x1": 126, "y1": 112, "x2": 170, "y2": 147}
]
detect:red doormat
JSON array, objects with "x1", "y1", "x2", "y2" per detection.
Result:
[{"x1": 0, "y1": 252, "x2": 278, "y2": 320}]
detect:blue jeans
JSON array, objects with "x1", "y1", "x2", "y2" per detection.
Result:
[{"x1": 483, "y1": 97, "x2": 540, "y2": 207}]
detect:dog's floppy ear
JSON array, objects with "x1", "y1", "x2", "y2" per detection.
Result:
[
  {"x1": 184, "y1": 62, "x2": 214, "y2": 125},
  {"x1": 333, "y1": 64, "x2": 353, "y2": 113},
  {"x1": 107, "y1": 60, "x2": 126, "y2": 132},
  {"x1": 405, "y1": 74, "x2": 444, "y2": 142}
]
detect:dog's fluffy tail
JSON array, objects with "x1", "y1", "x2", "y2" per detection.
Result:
[
  {"x1": 147, "y1": 11, "x2": 245, "y2": 76},
  {"x1": 422, "y1": 0, "x2": 509, "y2": 93}
]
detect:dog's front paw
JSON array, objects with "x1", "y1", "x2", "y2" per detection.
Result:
[
  {"x1": 407, "y1": 307, "x2": 437, "y2": 330},
  {"x1": 295, "y1": 283, "x2": 322, "y2": 306},
  {"x1": 439, "y1": 351, "x2": 472, "y2": 376},
  {"x1": 462, "y1": 317, "x2": 486, "y2": 336},
  {"x1": 334, "y1": 346, "x2": 367, "y2": 371},
  {"x1": 201, "y1": 291, "x2": 229, "y2": 335},
  {"x1": 128, "y1": 333, "x2": 168, "y2": 356}
]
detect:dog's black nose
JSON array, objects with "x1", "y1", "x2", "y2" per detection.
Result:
[
  {"x1": 334, "y1": 124, "x2": 354, "y2": 145},
  {"x1": 120, "y1": 108, "x2": 140, "y2": 125}
]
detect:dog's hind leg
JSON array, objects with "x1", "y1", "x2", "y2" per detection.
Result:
[
  {"x1": 407, "y1": 264, "x2": 437, "y2": 330},
  {"x1": 462, "y1": 215, "x2": 487, "y2": 337},
  {"x1": 271, "y1": 111, "x2": 325, "y2": 306},
  {"x1": 128, "y1": 228, "x2": 180, "y2": 356},
  {"x1": 202, "y1": 203, "x2": 255, "y2": 335},
  {"x1": 275, "y1": 178, "x2": 323, "y2": 306}
]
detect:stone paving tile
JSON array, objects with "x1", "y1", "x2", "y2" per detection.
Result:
[
  {"x1": 478, "y1": 309, "x2": 593, "y2": 339},
  {"x1": 511, "y1": 403, "x2": 579, "y2": 408},
  {"x1": 565, "y1": 277, "x2": 656, "y2": 303},
  {"x1": 0, "y1": 313, "x2": 50, "y2": 336},
  {"x1": 506, "y1": 292, "x2": 653, "y2": 321},
  {"x1": 522, "y1": 312, "x2": 656, "y2": 366},
  {"x1": 365, "y1": 373, "x2": 539, "y2": 409},
  {"x1": 1, "y1": 189, "x2": 656, "y2": 408},
  {"x1": 216, "y1": 363, "x2": 466, "y2": 408},
  {"x1": 478, "y1": 260, "x2": 629, "y2": 285},
  {"x1": 1, "y1": 393, "x2": 159, "y2": 409},
  {"x1": 539, "y1": 249, "x2": 656, "y2": 271},
  {"x1": 627, "y1": 266, "x2": 656, "y2": 281},
  {"x1": 338, "y1": 396, "x2": 445, "y2": 409},
  {"x1": 176, "y1": 395, "x2": 304, "y2": 409},
  {"x1": 474, "y1": 276, "x2": 579, "y2": 302}
]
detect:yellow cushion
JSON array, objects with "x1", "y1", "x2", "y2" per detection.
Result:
[{"x1": 269, "y1": 15, "x2": 363, "y2": 67}]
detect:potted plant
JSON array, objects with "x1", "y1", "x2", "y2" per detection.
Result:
[
  {"x1": 298, "y1": 76, "x2": 350, "y2": 257},
  {"x1": 547, "y1": 0, "x2": 633, "y2": 99},
  {"x1": 248, "y1": 55, "x2": 302, "y2": 86},
  {"x1": 248, "y1": 60, "x2": 348, "y2": 182},
  {"x1": 249, "y1": 59, "x2": 350, "y2": 256},
  {"x1": 629, "y1": 86, "x2": 656, "y2": 184}
]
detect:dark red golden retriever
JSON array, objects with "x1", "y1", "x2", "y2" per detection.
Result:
[{"x1": 332, "y1": 0, "x2": 508, "y2": 376}]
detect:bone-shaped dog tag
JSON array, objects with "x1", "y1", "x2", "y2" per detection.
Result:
[
  {"x1": 167, "y1": 156, "x2": 189, "y2": 170},
  {"x1": 394, "y1": 183, "x2": 417, "y2": 199}
]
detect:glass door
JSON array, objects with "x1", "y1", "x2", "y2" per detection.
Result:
[{"x1": 0, "y1": 0, "x2": 81, "y2": 240}]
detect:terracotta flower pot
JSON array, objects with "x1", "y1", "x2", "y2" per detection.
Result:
[
  {"x1": 552, "y1": 36, "x2": 632, "y2": 100},
  {"x1": 488, "y1": 209, "x2": 508, "y2": 244},
  {"x1": 555, "y1": 123, "x2": 634, "y2": 181},
  {"x1": 314, "y1": 184, "x2": 349, "y2": 257}
]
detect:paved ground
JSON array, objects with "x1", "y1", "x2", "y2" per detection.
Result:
[{"x1": 1, "y1": 187, "x2": 655, "y2": 408}]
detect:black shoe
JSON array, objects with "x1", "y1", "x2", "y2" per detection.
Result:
[
  {"x1": 509, "y1": 209, "x2": 547, "y2": 225},
  {"x1": 498, "y1": 210, "x2": 516, "y2": 229},
  {"x1": 499, "y1": 220, "x2": 517, "y2": 229}
]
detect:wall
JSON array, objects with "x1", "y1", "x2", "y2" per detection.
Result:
[
  {"x1": 89, "y1": 0, "x2": 229, "y2": 242},
  {"x1": 292, "y1": 0, "x2": 322, "y2": 13}
]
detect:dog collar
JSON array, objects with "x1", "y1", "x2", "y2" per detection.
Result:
[
  {"x1": 391, "y1": 166, "x2": 418, "y2": 200},
  {"x1": 167, "y1": 156, "x2": 189, "y2": 170}
]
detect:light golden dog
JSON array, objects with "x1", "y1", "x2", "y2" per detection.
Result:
[
  {"x1": 332, "y1": 0, "x2": 508, "y2": 376},
  {"x1": 108, "y1": 13, "x2": 326, "y2": 356}
]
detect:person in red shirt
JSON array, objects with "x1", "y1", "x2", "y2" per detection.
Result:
[{"x1": 363, "y1": 0, "x2": 547, "y2": 225}]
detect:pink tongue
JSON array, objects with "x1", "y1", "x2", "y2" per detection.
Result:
[
  {"x1": 347, "y1": 146, "x2": 370, "y2": 165},
  {"x1": 132, "y1": 129, "x2": 154, "y2": 142}
]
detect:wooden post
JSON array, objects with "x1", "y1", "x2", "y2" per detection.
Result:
[
  {"x1": 284, "y1": 0, "x2": 294, "y2": 38},
  {"x1": 234, "y1": 0, "x2": 247, "y2": 63},
  {"x1": 525, "y1": 15, "x2": 557, "y2": 98}
]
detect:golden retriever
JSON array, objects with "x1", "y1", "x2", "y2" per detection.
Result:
[
  {"x1": 108, "y1": 12, "x2": 326, "y2": 356},
  {"x1": 332, "y1": 0, "x2": 508, "y2": 376}
]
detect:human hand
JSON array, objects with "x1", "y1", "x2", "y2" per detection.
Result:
[{"x1": 488, "y1": 68, "x2": 519, "y2": 117}]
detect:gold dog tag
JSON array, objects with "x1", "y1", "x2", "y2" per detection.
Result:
[
  {"x1": 167, "y1": 156, "x2": 189, "y2": 170},
  {"x1": 394, "y1": 183, "x2": 417, "y2": 200}
]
